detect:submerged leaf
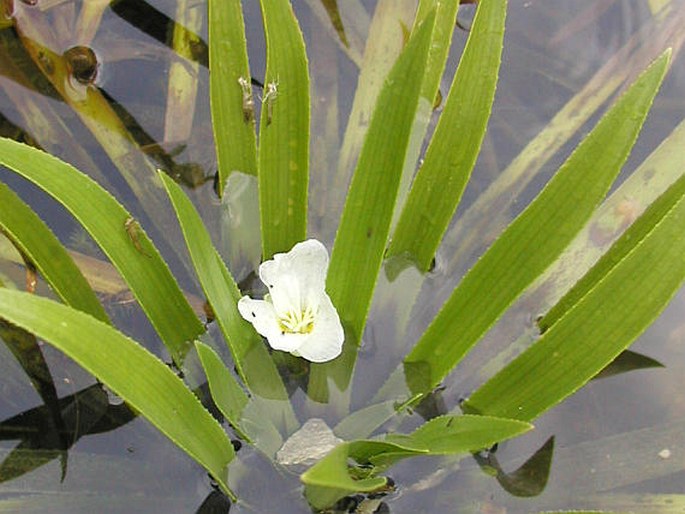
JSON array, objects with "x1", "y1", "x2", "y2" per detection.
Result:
[
  {"x1": 319, "y1": 0, "x2": 349, "y2": 47},
  {"x1": 404, "y1": 50, "x2": 671, "y2": 396},
  {"x1": 594, "y1": 350, "x2": 664, "y2": 380},
  {"x1": 466, "y1": 165, "x2": 685, "y2": 422},
  {"x1": 195, "y1": 342, "x2": 250, "y2": 441},
  {"x1": 388, "y1": 0, "x2": 507, "y2": 272}
]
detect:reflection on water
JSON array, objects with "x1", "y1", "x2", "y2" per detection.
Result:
[{"x1": 1, "y1": 0, "x2": 685, "y2": 512}]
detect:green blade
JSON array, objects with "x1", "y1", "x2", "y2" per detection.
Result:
[
  {"x1": 0, "y1": 289, "x2": 235, "y2": 499},
  {"x1": 159, "y1": 173, "x2": 291, "y2": 401},
  {"x1": 331, "y1": 2, "x2": 416, "y2": 230},
  {"x1": 403, "y1": 50, "x2": 670, "y2": 394},
  {"x1": 0, "y1": 139, "x2": 203, "y2": 363},
  {"x1": 539, "y1": 173, "x2": 685, "y2": 334},
  {"x1": 327, "y1": 11, "x2": 437, "y2": 339},
  {"x1": 194, "y1": 342, "x2": 250, "y2": 441},
  {"x1": 209, "y1": 0, "x2": 257, "y2": 192},
  {"x1": 388, "y1": 0, "x2": 507, "y2": 271},
  {"x1": 465, "y1": 168, "x2": 685, "y2": 421},
  {"x1": 258, "y1": 0, "x2": 310, "y2": 259},
  {"x1": 383, "y1": 414, "x2": 531, "y2": 458},
  {"x1": 389, "y1": 0, "x2": 460, "y2": 232},
  {"x1": 195, "y1": 341, "x2": 288, "y2": 456},
  {"x1": 0, "y1": 181, "x2": 108, "y2": 323}
]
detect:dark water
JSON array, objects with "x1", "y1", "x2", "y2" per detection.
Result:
[{"x1": 1, "y1": 1, "x2": 685, "y2": 512}]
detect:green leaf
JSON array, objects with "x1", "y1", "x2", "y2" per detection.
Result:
[
  {"x1": 412, "y1": 0, "x2": 460, "y2": 104},
  {"x1": 403, "y1": 50, "x2": 670, "y2": 395},
  {"x1": 389, "y1": 0, "x2": 460, "y2": 233},
  {"x1": 159, "y1": 174, "x2": 281, "y2": 392},
  {"x1": 388, "y1": 0, "x2": 507, "y2": 271},
  {"x1": 209, "y1": 0, "x2": 257, "y2": 192},
  {"x1": 303, "y1": 413, "x2": 530, "y2": 509},
  {"x1": 0, "y1": 289, "x2": 235, "y2": 500},
  {"x1": 539, "y1": 171, "x2": 685, "y2": 334},
  {"x1": 531, "y1": 116, "x2": 685, "y2": 320},
  {"x1": 327, "y1": 11, "x2": 437, "y2": 339},
  {"x1": 160, "y1": 174, "x2": 296, "y2": 445},
  {"x1": 302, "y1": 442, "x2": 391, "y2": 510},
  {"x1": 331, "y1": 2, "x2": 416, "y2": 225},
  {"x1": 258, "y1": 0, "x2": 310, "y2": 259},
  {"x1": 465, "y1": 169, "x2": 685, "y2": 421},
  {"x1": 194, "y1": 341, "x2": 250, "y2": 441},
  {"x1": 436, "y1": 13, "x2": 675, "y2": 287},
  {"x1": 384, "y1": 414, "x2": 531, "y2": 458},
  {"x1": 0, "y1": 181, "x2": 108, "y2": 323},
  {"x1": 194, "y1": 340, "x2": 286, "y2": 456},
  {"x1": 0, "y1": 139, "x2": 204, "y2": 363}
]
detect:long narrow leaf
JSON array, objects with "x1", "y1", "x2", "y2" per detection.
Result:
[
  {"x1": 195, "y1": 341, "x2": 288, "y2": 456},
  {"x1": 531, "y1": 117, "x2": 685, "y2": 318},
  {"x1": 412, "y1": 0, "x2": 460, "y2": 104},
  {"x1": 0, "y1": 181, "x2": 108, "y2": 323},
  {"x1": 327, "y1": 12, "x2": 437, "y2": 339},
  {"x1": 0, "y1": 140, "x2": 204, "y2": 363},
  {"x1": 159, "y1": 173, "x2": 291, "y2": 402},
  {"x1": 258, "y1": 0, "x2": 310, "y2": 259},
  {"x1": 403, "y1": 50, "x2": 670, "y2": 395},
  {"x1": 209, "y1": 0, "x2": 257, "y2": 192},
  {"x1": 163, "y1": 0, "x2": 202, "y2": 144},
  {"x1": 195, "y1": 342, "x2": 250, "y2": 440},
  {"x1": 540, "y1": 174, "x2": 685, "y2": 334},
  {"x1": 388, "y1": 0, "x2": 507, "y2": 271},
  {"x1": 389, "y1": 0, "x2": 460, "y2": 232},
  {"x1": 0, "y1": 289, "x2": 235, "y2": 499},
  {"x1": 459, "y1": 118, "x2": 685, "y2": 392},
  {"x1": 435, "y1": 9, "x2": 683, "y2": 288},
  {"x1": 465, "y1": 169, "x2": 685, "y2": 421},
  {"x1": 330, "y1": 1, "x2": 417, "y2": 229}
]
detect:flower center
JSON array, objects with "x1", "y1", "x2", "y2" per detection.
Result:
[{"x1": 278, "y1": 305, "x2": 316, "y2": 334}]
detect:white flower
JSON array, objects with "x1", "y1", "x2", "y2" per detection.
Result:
[{"x1": 237, "y1": 239, "x2": 344, "y2": 363}]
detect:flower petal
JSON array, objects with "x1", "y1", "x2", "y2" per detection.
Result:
[
  {"x1": 268, "y1": 332, "x2": 307, "y2": 353},
  {"x1": 238, "y1": 296, "x2": 305, "y2": 353},
  {"x1": 293, "y1": 293, "x2": 344, "y2": 363},
  {"x1": 259, "y1": 239, "x2": 329, "y2": 314}
]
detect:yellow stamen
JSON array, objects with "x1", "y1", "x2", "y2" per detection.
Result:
[{"x1": 278, "y1": 306, "x2": 315, "y2": 334}]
